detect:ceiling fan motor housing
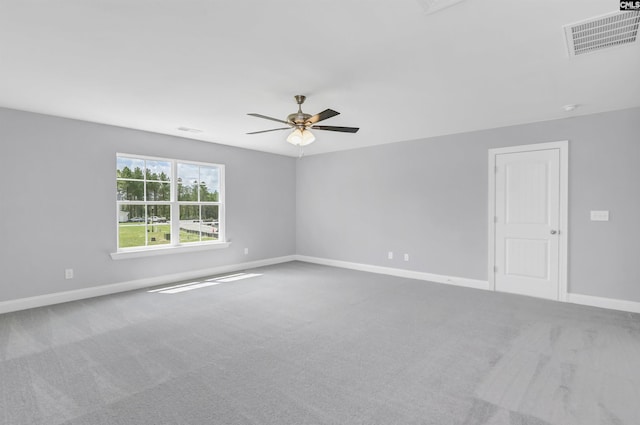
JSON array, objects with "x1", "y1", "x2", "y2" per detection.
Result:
[{"x1": 287, "y1": 112, "x2": 312, "y2": 127}]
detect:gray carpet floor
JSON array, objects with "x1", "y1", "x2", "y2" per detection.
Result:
[{"x1": 1, "y1": 261, "x2": 639, "y2": 425}]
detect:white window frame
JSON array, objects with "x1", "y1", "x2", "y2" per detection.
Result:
[{"x1": 111, "y1": 153, "x2": 229, "y2": 260}]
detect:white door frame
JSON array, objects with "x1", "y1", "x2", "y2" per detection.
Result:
[{"x1": 488, "y1": 141, "x2": 569, "y2": 301}]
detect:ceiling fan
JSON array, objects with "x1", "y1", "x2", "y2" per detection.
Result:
[{"x1": 247, "y1": 95, "x2": 359, "y2": 146}]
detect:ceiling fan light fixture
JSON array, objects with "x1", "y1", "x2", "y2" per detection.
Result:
[{"x1": 286, "y1": 128, "x2": 315, "y2": 146}]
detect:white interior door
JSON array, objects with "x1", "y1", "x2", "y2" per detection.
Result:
[{"x1": 493, "y1": 148, "x2": 561, "y2": 300}]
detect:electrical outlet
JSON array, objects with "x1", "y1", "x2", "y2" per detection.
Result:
[
  {"x1": 244, "y1": 247, "x2": 249, "y2": 255},
  {"x1": 65, "y1": 269, "x2": 74, "y2": 279},
  {"x1": 388, "y1": 251, "x2": 393, "y2": 260},
  {"x1": 404, "y1": 254, "x2": 409, "y2": 261}
]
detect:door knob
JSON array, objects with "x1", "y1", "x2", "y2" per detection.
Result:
[{"x1": 550, "y1": 230, "x2": 558, "y2": 235}]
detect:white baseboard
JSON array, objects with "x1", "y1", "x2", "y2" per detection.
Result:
[
  {"x1": 4, "y1": 254, "x2": 639, "y2": 316},
  {"x1": 295, "y1": 255, "x2": 640, "y2": 314},
  {"x1": 0, "y1": 255, "x2": 295, "y2": 315},
  {"x1": 294, "y1": 255, "x2": 490, "y2": 291},
  {"x1": 567, "y1": 293, "x2": 640, "y2": 314}
]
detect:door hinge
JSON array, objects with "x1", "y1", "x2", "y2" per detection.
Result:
[
  {"x1": 494, "y1": 216, "x2": 498, "y2": 223},
  {"x1": 493, "y1": 265, "x2": 498, "y2": 273},
  {"x1": 494, "y1": 165, "x2": 498, "y2": 173}
]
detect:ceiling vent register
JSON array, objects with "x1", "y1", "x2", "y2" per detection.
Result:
[
  {"x1": 564, "y1": 10, "x2": 640, "y2": 56},
  {"x1": 416, "y1": 0, "x2": 467, "y2": 15}
]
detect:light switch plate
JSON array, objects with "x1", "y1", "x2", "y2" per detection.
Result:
[{"x1": 590, "y1": 210, "x2": 609, "y2": 221}]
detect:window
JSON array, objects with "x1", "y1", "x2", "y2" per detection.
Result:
[{"x1": 116, "y1": 154, "x2": 225, "y2": 252}]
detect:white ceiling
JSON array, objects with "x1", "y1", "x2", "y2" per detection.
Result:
[{"x1": 1, "y1": 0, "x2": 638, "y2": 157}]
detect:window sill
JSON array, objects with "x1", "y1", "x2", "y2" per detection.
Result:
[{"x1": 110, "y1": 242, "x2": 231, "y2": 260}]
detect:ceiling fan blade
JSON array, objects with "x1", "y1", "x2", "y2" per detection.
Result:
[
  {"x1": 247, "y1": 113, "x2": 290, "y2": 125},
  {"x1": 306, "y1": 109, "x2": 340, "y2": 124},
  {"x1": 246, "y1": 127, "x2": 291, "y2": 135},
  {"x1": 311, "y1": 125, "x2": 359, "y2": 133}
]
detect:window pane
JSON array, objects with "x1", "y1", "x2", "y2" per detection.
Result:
[
  {"x1": 201, "y1": 205, "x2": 219, "y2": 241},
  {"x1": 118, "y1": 204, "x2": 146, "y2": 248},
  {"x1": 119, "y1": 204, "x2": 146, "y2": 223},
  {"x1": 117, "y1": 180, "x2": 144, "y2": 201},
  {"x1": 179, "y1": 205, "x2": 219, "y2": 243},
  {"x1": 146, "y1": 182, "x2": 170, "y2": 201},
  {"x1": 118, "y1": 205, "x2": 170, "y2": 249},
  {"x1": 145, "y1": 160, "x2": 171, "y2": 182},
  {"x1": 117, "y1": 157, "x2": 145, "y2": 179},
  {"x1": 199, "y1": 166, "x2": 220, "y2": 202},
  {"x1": 147, "y1": 205, "x2": 171, "y2": 246},
  {"x1": 177, "y1": 163, "x2": 199, "y2": 201},
  {"x1": 179, "y1": 205, "x2": 202, "y2": 243}
]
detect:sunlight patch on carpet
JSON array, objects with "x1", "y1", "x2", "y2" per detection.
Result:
[{"x1": 148, "y1": 273, "x2": 263, "y2": 294}]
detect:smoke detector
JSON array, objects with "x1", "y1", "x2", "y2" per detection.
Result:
[{"x1": 564, "y1": 10, "x2": 640, "y2": 57}]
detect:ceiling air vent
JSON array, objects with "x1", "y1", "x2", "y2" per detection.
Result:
[
  {"x1": 564, "y1": 11, "x2": 640, "y2": 56},
  {"x1": 416, "y1": 0, "x2": 467, "y2": 15},
  {"x1": 177, "y1": 126, "x2": 203, "y2": 133}
]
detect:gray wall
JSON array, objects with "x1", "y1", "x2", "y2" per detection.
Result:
[
  {"x1": 2, "y1": 106, "x2": 639, "y2": 305},
  {"x1": 0, "y1": 108, "x2": 296, "y2": 302},
  {"x1": 296, "y1": 107, "x2": 640, "y2": 302}
]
